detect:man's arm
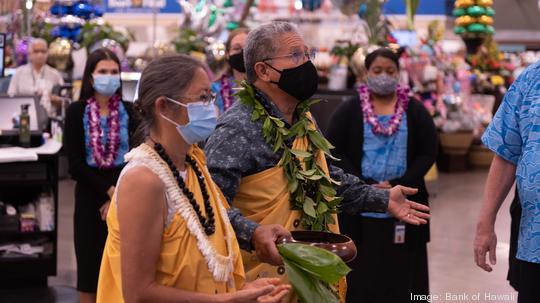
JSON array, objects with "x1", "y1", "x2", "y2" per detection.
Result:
[
  {"x1": 330, "y1": 164, "x2": 389, "y2": 214},
  {"x1": 331, "y1": 164, "x2": 430, "y2": 225},
  {"x1": 474, "y1": 155, "x2": 516, "y2": 272}
]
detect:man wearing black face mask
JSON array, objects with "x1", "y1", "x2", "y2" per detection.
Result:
[
  {"x1": 205, "y1": 21, "x2": 431, "y2": 298},
  {"x1": 211, "y1": 27, "x2": 249, "y2": 113}
]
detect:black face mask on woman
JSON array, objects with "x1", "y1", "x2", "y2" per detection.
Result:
[
  {"x1": 228, "y1": 50, "x2": 246, "y2": 73},
  {"x1": 265, "y1": 60, "x2": 319, "y2": 101}
]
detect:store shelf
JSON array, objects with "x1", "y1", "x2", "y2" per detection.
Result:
[
  {"x1": 0, "y1": 256, "x2": 56, "y2": 278},
  {"x1": 0, "y1": 231, "x2": 55, "y2": 238}
]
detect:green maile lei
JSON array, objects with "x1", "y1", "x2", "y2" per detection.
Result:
[{"x1": 237, "y1": 82, "x2": 343, "y2": 231}]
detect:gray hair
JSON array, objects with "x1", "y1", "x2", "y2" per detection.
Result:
[
  {"x1": 244, "y1": 21, "x2": 301, "y2": 83},
  {"x1": 29, "y1": 38, "x2": 48, "y2": 52}
]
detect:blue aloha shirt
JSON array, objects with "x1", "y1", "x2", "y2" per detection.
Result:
[{"x1": 482, "y1": 61, "x2": 540, "y2": 264}]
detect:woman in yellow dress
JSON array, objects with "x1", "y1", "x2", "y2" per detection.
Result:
[{"x1": 96, "y1": 54, "x2": 290, "y2": 303}]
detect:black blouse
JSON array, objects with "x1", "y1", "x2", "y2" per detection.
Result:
[
  {"x1": 326, "y1": 96, "x2": 438, "y2": 243},
  {"x1": 64, "y1": 100, "x2": 138, "y2": 207}
]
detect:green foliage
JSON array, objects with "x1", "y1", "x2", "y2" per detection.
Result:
[
  {"x1": 278, "y1": 243, "x2": 351, "y2": 303},
  {"x1": 237, "y1": 82, "x2": 342, "y2": 231}
]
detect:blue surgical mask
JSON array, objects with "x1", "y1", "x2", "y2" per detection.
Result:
[
  {"x1": 160, "y1": 97, "x2": 217, "y2": 145},
  {"x1": 93, "y1": 74, "x2": 121, "y2": 97}
]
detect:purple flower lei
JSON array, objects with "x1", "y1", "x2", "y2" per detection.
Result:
[
  {"x1": 220, "y1": 75, "x2": 234, "y2": 111},
  {"x1": 357, "y1": 84, "x2": 410, "y2": 136},
  {"x1": 87, "y1": 94, "x2": 121, "y2": 169}
]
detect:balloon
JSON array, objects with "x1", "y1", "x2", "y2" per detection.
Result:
[
  {"x1": 477, "y1": 0, "x2": 493, "y2": 7},
  {"x1": 357, "y1": 3, "x2": 367, "y2": 19},
  {"x1": 467, "y1": 6, "x2": 486, "y2": 17},
  {"x1": 89, "y1": 39, "x2": 126, "y2": 62},
  {"x1": 455, "y1": 16, "x2": 475, "y2": 26},
  {"x1": 15, "y1": 38, "x2": 30, "y2": 66},
  {"x1": 350, "y1": 47, "x2": 366, "y2": 76},
  {"x1": 478, "y1": 15, "x2": 493, "y2": 25},
  {"x1": 455, "y1": 0, "x2": 474, "y2": 8},
  {"x1": 60, "y1": 15, "x2": 85, "y2": 29},
  {"x1": 486, "y1": 25, "x2": 495, "y2": 35},
  {"x1": 302, "y1": 0, "x2": 323, "y2": 12},
  {"x1": 72, "y1": 2, "x2": 95, "y2": 19},
  {"x1": 50, "y1": 3, "x2": 71, "y2": 16},
  {"x1": 454, "y1": 26, "x2": 466, "y2": 35},
  {"x1": 485, "y1": 7, "x2": 495, "y2": 16},
  {"x1": 330, "y1": 0, "x2": 366, "y2": 16},
  {"x1": 144, "y1": 41, "x2": 176, "y2": 59},
  {"x1": 452, "y1": 8, "x2": 466, "y2": 17},
  {"x1": 205, "y1": 41, "x2": 226, "y2": 66},
  {"x1": 48, "y1": 38, "x2": 73, "y2": 71},
  {"x1": 467, "y1": 23, "x2": 487, "y2": 33}
]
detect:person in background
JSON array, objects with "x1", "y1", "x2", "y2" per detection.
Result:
[
  {"x1": 474, "y1": 61, "x2": 540, "y2": 303},
  {"x1": 211, "y1": 27, "x2": 249, "y2": 113},
  {"x1": 326, "y1": 48, "x2": 438, "y2": 303},
  {"x1": 64, "y1": 48, "x2": 137, "y2": 303},
  {"x1": 8, "y1": 38, "x2": 64, "y2": 116},
  {"x1": 97, "y1": 53, "x2": 289, "y2": 303}
]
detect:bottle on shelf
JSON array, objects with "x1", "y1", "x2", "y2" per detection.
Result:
[{"x1": 19, "y1": 104, "x2": 31, "y2": 148}]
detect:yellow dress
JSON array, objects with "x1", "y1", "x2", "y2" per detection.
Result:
[
  {"x1": 96, "y1": 144, "x2": 245, "y2": 302},
  {"x1": 233, "y1": 115, "x2": 345, "y2": 302}
]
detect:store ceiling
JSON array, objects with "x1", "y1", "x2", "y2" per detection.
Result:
[
  {"x1": 492, "y1": 0, "x2": 540, "y2": 47},
  {"x1": 493, "y1": 0, "x2": 540, "y2": 30}
]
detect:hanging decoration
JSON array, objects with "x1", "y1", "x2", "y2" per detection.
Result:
[
  {"x1": 330, "y1": 0, "x2": 366, "y2": 16},
  {"x1": 47, "y1": 0, "x2": 104, "y2": 43},
  {"x1": 453, "y1": 0, "x2": 495, "y2": 54}
]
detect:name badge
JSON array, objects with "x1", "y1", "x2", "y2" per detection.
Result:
[{"x1": 394, "y1": 222, "x2": 406, "y2": 244}]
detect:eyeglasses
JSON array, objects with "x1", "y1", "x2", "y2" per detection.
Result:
[
  {"x1": 263, "y1": 48, "x2": 318, "y2": 66},
  {"x1": 168, "y1": 92, "x2": 217, "y2": 107}
]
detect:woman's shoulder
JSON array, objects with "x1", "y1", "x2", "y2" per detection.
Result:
[
  {"x1": 407, "y1": 97, "x2": 430, "y2": 116},
  {"x1": 66, "y1": 100, "x2": 87, "y2": 117}
]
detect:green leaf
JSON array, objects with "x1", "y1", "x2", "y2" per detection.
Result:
[
  {"x1": 303, "y1": 197, "x2": 317, "y2": 218},
  {"x1": 324, "y1": 212, "x2": 336, "y2": 225},
  {"x1": 299, "y1": 169, "x2": 317, "y2": 176},
  {"x1": 317, "y1": 202, "x2": 328, "y2": 214},
  {"x1": 251, "y1": 110, "x2": 260, "y2": 121},
  {"x1": 281, "y1": 256, "x2": 338, "y2": 303},
  {"x1": 319, "y1": 184, "x2": 337, "y2": 197},
  {"x1": 273, "y1": 134, "x2": 284, "y2": 153},
  {"x1": 305, "y1": 174, "x2": 323, "y2": 181},
  {"x1": 327, "y1": 197, "x2": 343, "y2": 208},
  {"x1": 290, "y1": 149, "x2": 312, "y2": 158},
  {"x1": 288, "y1": 177, "x2": 299, "y2": 193},
  {"x1": 278, "y1": 243, "x2": 351, "y2": 285},
  {"x1": 269, "y1": 116, "x2": 286, "y2": 128}
]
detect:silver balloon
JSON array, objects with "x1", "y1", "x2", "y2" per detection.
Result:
[
  {"x1": 144, "y1": 41, "x2": 176, "y2": 59},
  {"x1": 89, "y1": 39, "x2": 126, "y2": 62},
  {"x1": 60, "y1": 15, "x2": 85, "y2": 29},
  {"x1": 330, "y1": 0, "x2": 367, "y2": 16},
  {"x1": 205, "y1": 40, "x2": 226, "y2": 65},
  {"x1": 48, "y1": 38, "x2": 72, "y2": 72},
  {"x1": 350, "y1": 47, "x2": 366, "y2": 76}
]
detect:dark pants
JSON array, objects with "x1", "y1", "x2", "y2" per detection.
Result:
[
  {"x1": 517, "y1": 260, "x2": 540, "y2": 303},
  {"x1": 340, "y1": 216, "x2": 429, "y2": 303},
  {"x1": 508, "y1": 189, "x2": 521, "y2": 291},
  {"x1": 74, "y1": 183, "x2": 109, "y2": 293}
]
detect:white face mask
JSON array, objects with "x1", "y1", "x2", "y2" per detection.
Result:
[{"x1": 160, "y1": 97, "x2": 218, "y2": 145}]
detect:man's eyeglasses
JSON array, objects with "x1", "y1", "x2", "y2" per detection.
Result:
[{"x1": 263, "y1": 49, "x2": 318, "y2": 66}]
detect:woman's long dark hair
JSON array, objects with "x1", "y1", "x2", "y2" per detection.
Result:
[{"x1": 79, "y1": 48, "x2": 122, "y2": 102}]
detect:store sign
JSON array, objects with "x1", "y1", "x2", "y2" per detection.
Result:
[
  {"x1": 102, "y1": 0, "x2": 181, "y2": 13},
  {"x1": 383, "y1": 0, "x2": 453, "y2": 16}
]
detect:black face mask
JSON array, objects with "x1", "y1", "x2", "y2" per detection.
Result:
[
  {"x1": 265, "y1": 60, "x2": 319, "y2": 101},
  {"x1": 228, "y1": 50, "x2": 246, "y2": 73}
]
